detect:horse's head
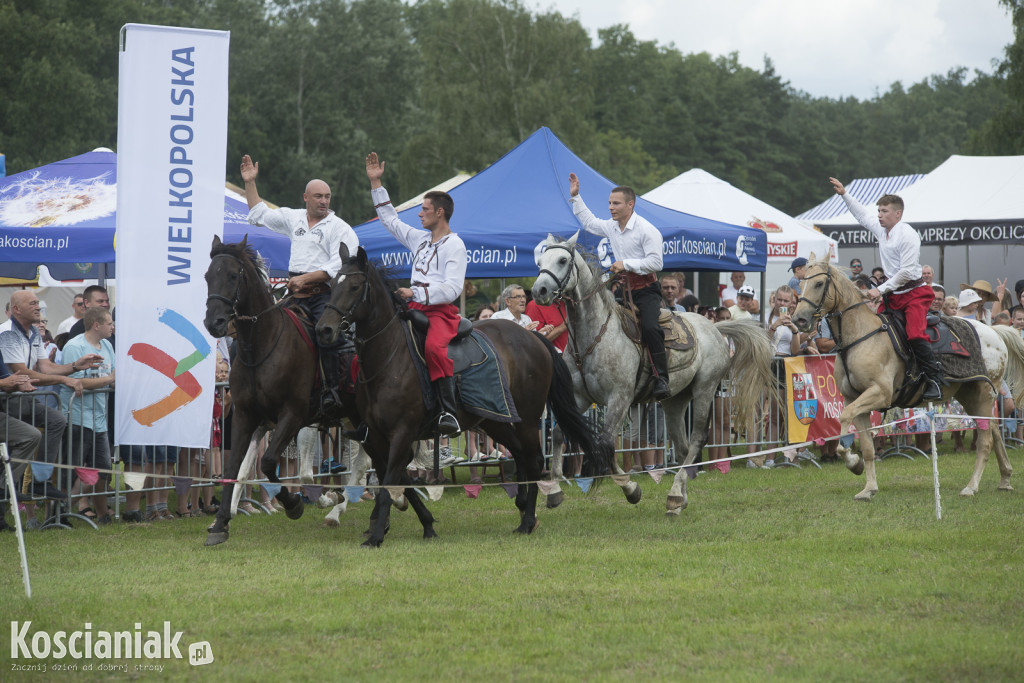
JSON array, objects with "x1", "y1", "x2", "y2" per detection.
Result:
[
  {"x1": 205, "y1": 235, "x2": 251, "y2": 338},
  {"x1": 533, "y1": 231, "x2": 581, "y2": 304},
  {"x1": 792, "y1": 252, "x2": 841, "y2": 332},
  {"x1": 316, "y1": 242, "x2": 371, "y2": 346}
]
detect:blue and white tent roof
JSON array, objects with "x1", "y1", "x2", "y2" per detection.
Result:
[{"x1": 796, "y1": 174, "x2": 924, "y2": 222}]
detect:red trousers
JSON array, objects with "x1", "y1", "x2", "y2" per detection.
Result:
[
  {"x1": 884, "y1": 285, "x2": 933, "y2": 341},
  {"x1": 409, "y1": 301, "x2": 460, "y2": 380}
]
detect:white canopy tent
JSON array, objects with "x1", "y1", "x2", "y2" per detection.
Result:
[
  {"x1": 643, "y1": 168, "x2": 838, "y2": 301},
  {"x1": 804, "y1": 156, "x2": 1024, "y2": 290}
]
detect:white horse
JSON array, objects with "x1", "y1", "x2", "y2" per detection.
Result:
[
  {"x1": 533, "y1": 233, "x2": 776, "y2": 515},
  {"x1": 792, "y1": 255, "x2": 1024, "y2": 499}
]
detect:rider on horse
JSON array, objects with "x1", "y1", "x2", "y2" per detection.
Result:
[
  {"x1": 568, "y1": 173, "x2": 671, "y2": 400},
  {"x1": 241, "y1": 155, "x2": 360, "y2": 415},
  {"x1": 365, "y1": 152, "x2": 468, "y2": 437},
  {"x1": 829, "y1": 177, "x2": 943, "y2": 400}
]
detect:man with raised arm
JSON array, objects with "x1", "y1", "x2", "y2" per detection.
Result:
[
  {"x1": 568, "y1": 173, "x2": 671, "y2": 400},
  {"x1": 241, "y1": 154, "x2": 359, "y2": 414},
  {"x1": 366, "y1": 152, "x2": 468, "y2": 436},
  {"x1": 829, "y1": 177, "x2": 943, "y2": 400}
]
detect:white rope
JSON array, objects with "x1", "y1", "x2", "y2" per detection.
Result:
[{"x1": 1, "y1": 444, "x2": 31, "y2": 598}]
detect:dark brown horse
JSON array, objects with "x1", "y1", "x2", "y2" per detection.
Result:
[
  {"x1": 202, "y1": 235, "x2": 358, "y2": 546},
  {"x1": 315, "y1": 245, "x2": 613, "y2": 547}
]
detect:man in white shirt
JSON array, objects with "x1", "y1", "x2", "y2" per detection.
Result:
[
  {"x1": 830, "y1": 178, "x2": 942, "y2": 400},
  {"x1": 56, "y1": 293, "x2": 85, "y2": 336},
  {"x1": 492, "y1": 285, "x2": 540, "y2": 330},
  {"x1": 569, "y1": 173, "x2": 670, "y2": 399},
  {"x1": 241, "y1": 154, "x2": 359, "y2": 414},
  {"x1": 366, "y1": 152, "x2": 468, "y2": 436}
]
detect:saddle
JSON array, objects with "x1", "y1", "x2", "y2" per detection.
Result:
[
  {"x1": 878, "y1": 310, "x2": 989, "y2": 405},
  {"x1": 617, "y1": 306, "x2": 698, "y2": 369},
  {"x1": 401, "y1": 310, "x2": 519, "y2": 424},
  {"x1": 280, "y1": 304, "x2": 356, "y2": 397}
]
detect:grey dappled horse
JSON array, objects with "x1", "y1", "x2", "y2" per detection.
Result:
[{"x1": 533, "y1": 233, "x2": 776, "y2": 515}]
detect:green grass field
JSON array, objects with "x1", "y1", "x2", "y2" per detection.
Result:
[{"x1": 3, "y1": 445, "x2": 1023, "y2": 682}]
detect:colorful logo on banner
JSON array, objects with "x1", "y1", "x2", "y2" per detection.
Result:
[
  {"x1": 784, "y1": 356, "x2": 852, "y2": 443},
  {"x1": 127, "y1": 308, "x2": 210, "y2": 426},
  {"x1": 791, "y1": 371, "x2": 818, "y2": 424}
]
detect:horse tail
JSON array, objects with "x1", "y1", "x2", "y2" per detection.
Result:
[
  {"x1": 534, "y1": 331, "x2": 614, "y2": 479},
  {"x1": 714, "y1": 320, "x2": 778, "y2": 433},
  {"x1": 993, "y1": 325, "x2": 1024, "y2": 407}
]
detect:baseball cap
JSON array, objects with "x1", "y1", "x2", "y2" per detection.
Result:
[
  {"x1": 789, "y1": 257, "x2": 808, "y2": 272},
  {"x1": 738, "y1": 285, "x2": 756, "y2": 298},
  {"x1": 958, "y1": 289, "x2": 982, "y2": 308}
]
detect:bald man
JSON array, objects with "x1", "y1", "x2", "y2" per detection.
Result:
[{"x1": 242, "y1": 155, "x2": 359, "y2": 414}]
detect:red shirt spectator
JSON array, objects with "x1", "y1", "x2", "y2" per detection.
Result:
[{"x1": 525, "y1": 299, "x2": 568, "y2": 352}]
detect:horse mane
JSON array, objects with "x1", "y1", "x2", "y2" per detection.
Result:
[
  {"x1": 212, "y1": 239, "x2": 269, "y2": 286},
  {"x1": 545, "y1": 234, "x2": 614, "y2": 304},
  {"x1": 360, "y1": 256, "x2": 407, "y2": 311}
]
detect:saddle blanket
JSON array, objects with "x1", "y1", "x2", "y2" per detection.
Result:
[
  {"x1": 883, "y1": 312, "x2": 988, "y2": 382},
  {"x1": 406, "y1": 322, "x2": 520, "y2": 423},
  {"x1": 658, "y1": 310, "x2": 698, "y2": 369}
]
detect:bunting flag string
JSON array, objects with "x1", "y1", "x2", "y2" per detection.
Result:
[
  {"x1": 537, "y1": 480, "x2": 559, "y2": 496},
  {"x1": 647, "y1": 469, "x2": 664, "y2": 484},
  {"x1": 464, "y1": 485, "x2": 482, "y2": 499},
  {"x1": 426, "y1": 485, "x2": 444, "y2": 501},
  {"x1": 261, "y1": 483, "x2": 282, "y2": 500},
  {"x1": 170, "y1": 476, "x2": 192, "y2": 499},
  {"x1": 30, "y1": 462, "x2": 54, "y2": 482},
  {"x1": 344, "y1": 486, "x2": 366, "y2": 504},
  {"x1": 575, "y1": 477, "x2": 594, "y2": 493},
  {"x1": 501, "y1": 483, "x2": 518, "y2": 499},
  {"x1": 123, "y1": 472, "x2": 148, "y2": 491},
  {"x1": 75, "y1": 468, "x2": 100, "y2": 487},
  {"x1": 302, "y1": 485, "x2": 324, "y2": 502}
]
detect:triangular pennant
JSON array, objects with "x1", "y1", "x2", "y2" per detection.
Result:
[
  {"x1": 537, "y1": 480, "x2": 560, "y2": 496},
  {"x1": 170, "y1": 476, "x2": 192, "y2": 499},
  {"x1": 501, "y1": 483, "x2": 518, "y2": 498},
  {"x1": 302, "y1": 485, "x2": 324, "y2": 501},
  {"x1": 30, "y1": 462, "x2": 54, "y2": 482},
  {"x1": 75, "y1": 467, "x2": 100, "y2": 487},
  {"x1": 123, "y1": 472, "x2": 148, "y2": 491},
  {"x1": 575, "y1": 477, "x2": 593, "y2": 493},
  {"x1": 813, "y1": 437, "x2": 826, "y2": 446},
  {"x1": 426, "y1": 485, "x2": 444, "y2": 501},
  {"x1": 262, "y1": 483, "x2": 282, "y2": 499},
  {"x1": 344, "y1": 486, "x2": 365, "y2": 503},
  {"x1": 648, "y1": 469, "x2": 664, "y2": 484},
  {"x1": 464, "y1": 485, "x2": 482, "y2": 499}
]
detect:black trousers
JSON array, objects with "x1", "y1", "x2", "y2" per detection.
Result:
[{"x1": 630, "y1": 283, "x2": 665, "y2": 356}]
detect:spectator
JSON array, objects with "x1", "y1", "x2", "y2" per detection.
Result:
[
  {"x1": 764, "y1": 285, "x2": 801, "y2": 463},
  {"x1": 714, "y1": 306, "x2": 731, "y2": 322},
  {"x1": 728, "y1": 285, "x2": 756, "y2": 321},
  {"x1": 0, "y1": 355, "x2": 42, "y2": 530},
  {"x1": 942, "y1": 295, "x2": 959, "y2": 317},
  {"x1": 930, "y1": 284, "x2": 946, "y2": 314},
  {"x1": 56, "y1": 294, "x2": 85, "y2": 336},
  {"x1": 849, "y1": 258, "x2": 864, "y2": 280},
  {"x1": 957, "y1": 289, "x2": 983, "y2": 320},
  {"x1": 67, "y1": 285, "x2": 112, "y2": 341},
  {"x1": 674, "y1": 272, "x2": 693, "y2": 299},
  {"x1": 678, "y1": 293, "x2": 700, "y2": 312},
  {"x1": 525, "y1": 297, "x2": 568, "y2": 351},
  {"x1": 991, "y1": 277, "x2": 1016, "y2": 318},
  {"x1": 60, "y1": 307, "x2": 116, "y2": 524},
  {"x1": 921, "y1": 264, "x2": 935, "y2": 285},
  {"x1": 721, "y1": 272, "x2": 745, "y2": 306},
  {"x1": 870, "y1": 267, "x2": 887, "y2": 287},
  {"x1": 788, "y1": 257, "x2": 807, "y2": 291},
  {"x1": 660, "y1": 275, "x2": 685, "y2": 311},
  {"x1": 467, "y1": 306, "x2": 507, "y2": 482},
  {"x1": 1011, "y1": 305, "x2": 1024, "y2": 337},
  {"x1": 960, "y1": 280, "x2": 997, "y2": 324},
  {"x1": 626, "y1": 404, "x2": 665, "y2": 473},
  {"x1": 993, "y1": 311, "x2": 1012, "y2": 326},
  {"x1": 493, "y1": 284, "x2": 539, "y2": 330}
]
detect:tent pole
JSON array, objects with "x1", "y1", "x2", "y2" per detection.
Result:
[
  {"x1": 760, "y1": 270, "x2": 767, "y2": 324},
  {"x1": 938, "y1": 245, "x2": 945, "y2": 285}
]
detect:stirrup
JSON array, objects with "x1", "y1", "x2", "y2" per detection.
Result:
[
  {"x1": 653, "y1": 376, "x2": 671, "y2": 401},
  {"x1": 344, "y1": 422, "x2": 368, "y2": 443},
  {"x1": 921, "y1": 379, "x2": 942, "y2": 401},
  {"x1": 438, "y1": 411, "x2": 461, "y2": 436}
]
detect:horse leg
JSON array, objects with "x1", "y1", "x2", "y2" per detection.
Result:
[
  {"x1": 835, "y1": 384, "x2": 890, "y2": 481},
  {"x1": 206, "y1": 418, "x2": 265, "y2": 546},
  {"x1": 992, "y1": 425, "x2": 1013, "y2": 491},
  {"x1": 363, "y1": 435, "x2": 417, "y2": 547},
  {"x1": 665, "y1": 390, "x2": 713, "y2": 515},
  {"x1": 958, "y1": 386, "x2": 1004, "y2": 496},
  {"x1": 404, "y1": 486, "x2": 437, "y2": 539},
  {"x1": 546, "y1": 432, "x2": 565, "y2": 509},
  {"x1": 296, "y1": 426, "x2": 319, "y2": 486},
  {"x1": 851, "y1": 412, "x2": 878, "y2": 501},
  {"x1": 605, "y1": 398, "x2": 642, "y2": 504},
  {"x1": 259, "y1": 420, "x2": 306, "y2": 520},
  {"x1": 363, "y1": 487, "x2": 393, "y2": 548}
]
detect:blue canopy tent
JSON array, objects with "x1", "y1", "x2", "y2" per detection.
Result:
[
  {"x1": 354, "y1": 127, "x2": 766, "y2": 278},
  {"x1": 0, "y1": 150, "x2": 291, "y2": 280}
]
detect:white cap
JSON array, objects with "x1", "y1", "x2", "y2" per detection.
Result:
[
  {"x1": 958, "y1": 288, "x2": 982, "y2": 308},
  {"x1": 738, "y1": 285, "x2": 756, "y2": 297}
]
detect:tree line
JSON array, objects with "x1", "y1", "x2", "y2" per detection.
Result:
[{"x1": 2, "y1": 0, "x2": 1022, "y2": 225}]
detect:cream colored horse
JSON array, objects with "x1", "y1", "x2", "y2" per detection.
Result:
[{"x1": 792, "y1": 255, "x2": 1024, "y2": 500}]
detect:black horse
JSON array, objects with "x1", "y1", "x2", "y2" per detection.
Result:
[
  {"x1": 202, "y1": 235, "x2": 359, "y2": 546},
  {"x1": 315, "y1": 245, "x2": 613, "y2": 547}
]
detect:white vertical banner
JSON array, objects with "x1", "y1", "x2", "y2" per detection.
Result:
[{"x1": 115, "y1": 24, "x2": 230, "y2": 447}]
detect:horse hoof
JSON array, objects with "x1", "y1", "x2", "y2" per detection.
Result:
[
  {"x1": 546, "y1": 491, "x2": 564, "y2": 509},
  {"x1": 998, "y1": 483, "x2": 1013, "y2": 491},
  {"x1": 666, "y1": 494, "x2": 687, "y2": 512},
  {"x1": 322, "y1": 518, "x2": 340, "y2": 528},
  {"x1": 393, "y1": 495, "x2": 409, "y2": 512},
  {"x1": 285, "y1": 500, "x2": 304, "y2": 520},
  {"x1": 360, "y1": 538, "x2": 382, "y2": 548},
  {"x1": 854, "y1": 490, "x2": 876, "y2": 502},
  {"x1": 513, "y1": 519, "x2": 539, "y2": 535},
  {"x1": 665, "y1": 507, "x2": 681, "y2": 517},
  {"x1": 849, "y1": 458, "x2": 865, "y2": 476},
  {"x1": 959, "y1": 487, "x2": 977, "y2": 497},
  {"x1": 625, "y1": 486, "x2": 642, "y2": 505},
  {"x1": 423, "y1": 528, "x2": 438, "y2": 540},
  {"x1": 204, "y1": 531, "x2": 229, "y2": 546}
]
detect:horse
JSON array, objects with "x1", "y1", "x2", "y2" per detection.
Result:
[
  {"x1": 202, "y1": 235, "x2": 360, "y2": 546},
  {"x1": 531, "y1": 232, "x2": 777, "y2": 515},
  {"x1": 791, "y1": 255, "x2": 1024, "y2": 500},
  {"x1": 314, "y1": 244, "x2": 613, "y2": 547}
]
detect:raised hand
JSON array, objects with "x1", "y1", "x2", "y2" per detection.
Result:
[
  {"x1": 366, "y1": 152, "x2": 385, "y2": 185},
  {"x1": 828, "y1": 177, "x2": 846, "y2": 196},
  {"x1": 568, "y1": 172, "x2": 580, "y2": 197},
  {"x1": 240, "y1": 155, "x2": 259, "y2": 183}
]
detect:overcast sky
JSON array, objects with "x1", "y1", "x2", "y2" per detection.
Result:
[{"x1": 532, "y1": 0, "x2": 1014, "y2": 100}]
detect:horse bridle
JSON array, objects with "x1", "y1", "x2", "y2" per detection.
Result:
[
  {"x1": 537, "y1": 243, "x2": 580, "y2": 300},
  {"x1": 206, "y1": 256, "x2": 247, "y2": 320},
  {"x1": 796, "y1": 270, "x2": 836, "y2": 324},
  {"x1": 322, "y1": 271, "x2": 371, "y2": 334}
]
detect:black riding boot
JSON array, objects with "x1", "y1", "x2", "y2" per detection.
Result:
[
  {"x1": 651, "y1": 351, "x2": 672, "y2": 401},
  {"x1": 433, "y1": 376, "x2": 462, "y2": 436},
  {"x1": 320, "y1": 351, "x2": 343, "y2": 417},
  {"x1": 909, "y1": 339, "x2": 944, "y2": 401}
]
